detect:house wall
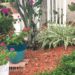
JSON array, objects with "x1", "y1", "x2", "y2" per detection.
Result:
[{"x1": 40, "y1": 0, "x2": 66, "y2": 26}]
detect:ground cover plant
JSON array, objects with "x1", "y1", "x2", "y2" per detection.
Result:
[{"x1": 36, "y1": 24, "x2": 75, "y2": 49}]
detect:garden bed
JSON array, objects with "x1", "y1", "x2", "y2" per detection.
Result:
[{"x1": 10, "y1": 46, "x2": 75, "y2": 75}]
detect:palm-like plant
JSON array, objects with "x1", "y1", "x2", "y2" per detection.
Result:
[
  {"x1": 15, "y1": 0, "x2": 42, "y2": 27},
  {"x1": 15, "y1": 0, "x2": 42, "y2": 50}
]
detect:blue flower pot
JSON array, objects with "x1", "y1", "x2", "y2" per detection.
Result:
[{"x1": 7, "y1": 43, "x2": 27, "y2": 63}]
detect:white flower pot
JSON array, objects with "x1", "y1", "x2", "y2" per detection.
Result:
[{"x1": 0, "y1": 62, "x2": 9, "y2": 75}]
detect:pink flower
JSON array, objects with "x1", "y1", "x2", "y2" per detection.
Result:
[
  {"x1": 0, "y1": 42, "x2": 6, "y2": 47},
  {"x1": 1, "y1": 8, "x2": 10, "y2": 15},
  {"x1": 10, "y1": 48, "x2": 15, "y2": 51}
]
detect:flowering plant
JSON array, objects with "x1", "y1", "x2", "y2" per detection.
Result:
[
  {"x1": 0, "y1": 42, "x2": 16, "y2": 65},
  {"x1": 0, "y1": 5, "x2": 14, "y2": 34}
]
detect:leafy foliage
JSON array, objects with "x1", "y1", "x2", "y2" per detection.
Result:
[
  {"x1": 0, "y1": 14, "x2": 13, "y2": 34},
  {"x1": 68, "y1": 2, "x2": 75, "y2": 11},
  {"x1": 36, "y1": 24, "x2": 75, "y2": 49},
  {"x1": 61, "y1": 51, "x2": 75, "y2": 69},
  {"x1": 0, "y1": 46, "x2": 16, "y2": 65},
  {"x1": 5, "y1": 31, "x2": 28, "y2": 45}
]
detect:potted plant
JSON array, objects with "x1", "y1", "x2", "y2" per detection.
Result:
[
  {"x1": 4, "y1": 28, "x2": 30, "y2": 63},
  {"x1": 0, "y1": 42, "x2": 15, "y2": 75}
]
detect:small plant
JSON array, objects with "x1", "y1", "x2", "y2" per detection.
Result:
[
  {"x1": 36, "y1": 24, "x2": 75, "y2": 49},
  {"x1": 0, "y1": 42, "x2": 16, "y2": 65}
]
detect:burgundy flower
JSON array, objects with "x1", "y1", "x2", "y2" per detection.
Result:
[
  {"x1": 0, "y1": 42, "x2": 6, "y2": 47},
  {"x1": 1, "y1": 8, "x2": 10, "y2": 15}
]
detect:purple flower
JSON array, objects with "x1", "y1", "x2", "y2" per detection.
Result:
[
  {"x1": 10, "y1": 48, "x2": 15, "y2": 51},
  {"x1": 1, "y1": 8, "x2": 10, "y2": 15}
]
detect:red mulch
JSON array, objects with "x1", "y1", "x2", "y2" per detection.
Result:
[{"x1": 10, "y1": 46, "x2": 75, "y2": 75}]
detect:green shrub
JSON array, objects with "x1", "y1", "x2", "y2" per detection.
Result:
[
  {"x1": 0, "y1": 6, "x2": 14, "y2": 34},
  {"x1": 0, "y1": 15, "x2": 13, "y2": 34},
  {"x1": 61, "y1": 51, "x2": 75, "y2": 73},
  {"x1": 36, "y1": 24, "x2": 75, "y2": 49}
]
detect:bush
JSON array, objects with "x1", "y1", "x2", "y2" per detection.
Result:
[
  {"x1": 0, "y1": 15, "x2": 13, "y2": 34},
  {"x1": 0, "y1": 6, "x2": 14, "y2": 34},
  {"x1": 36, "y1": 24, "x2": 75, "y2": 49},
  {"x1": 61, "y1": 51, "x2": 75, "y2": 73}
]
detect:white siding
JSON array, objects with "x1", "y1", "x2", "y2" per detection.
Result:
[{"x1": 47, "y1": 0, "x2": 66, "y2": 25}]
